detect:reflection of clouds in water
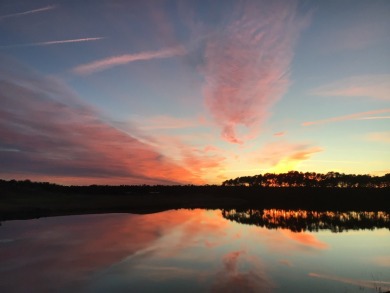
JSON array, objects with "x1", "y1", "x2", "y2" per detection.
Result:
[
  {"x1": 0, "y1": 210, "x2": 231, "y2": 292},
  {"x1": 309, "y1": 273, "x2": 390, "y2": 291},
  {"x1": 280, "y1": 230, "x2": 328, "y2": 250},
  {"x1": 278, "y1": 259, "x2": 293, "y2": 267},
  {"x1": 372, "y1": 256, "x2": 390, "y2": 267},
  {"x1": 211, "y1": 251, "x2": 274, "y2": 292},
  {"x1": 246, "y1": 225, "x2": 328, "y2": 255},
  {"x1": 0, "y1": 209, "x2": 388, "y2": 292}
]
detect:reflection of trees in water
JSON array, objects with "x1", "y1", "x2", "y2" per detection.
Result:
[{"x1": 222, "y1": 209, "x2": 390, "y2": 233}]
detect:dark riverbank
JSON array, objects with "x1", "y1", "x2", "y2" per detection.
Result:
[{"x1": 1, "y1": 180, "x2": 388, "y2": 221}]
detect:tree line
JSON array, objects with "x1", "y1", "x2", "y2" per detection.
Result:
[
  {"x1": 1, "y1": 171, "x2": 389, "y2": 192},
  {"x1": 222, "y1": 171, "x2": 390, "y2": 188}
]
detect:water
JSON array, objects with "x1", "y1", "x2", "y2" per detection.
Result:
[{"x1": 1, "y1": 209, "x2": 389, "y2": 292}]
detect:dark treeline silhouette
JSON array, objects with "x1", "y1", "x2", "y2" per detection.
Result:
[
  {"x1": 1, "y1": 175, "x2": 389, "y2": 222},
  {"x1": 222, "y1": 171, "x2": 390, "y2": 188},
  {"x1": 0, "y1": 179, "x2": 226, "y2": 195},
  {"x1": 222, "y1": 209, "x2": 390, "y2": 233}
]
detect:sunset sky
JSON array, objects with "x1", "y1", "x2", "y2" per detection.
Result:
[{"x1": 1, "y1": 0, "x2": 389, "y2": 185}]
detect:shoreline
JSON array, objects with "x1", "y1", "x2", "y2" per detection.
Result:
[{"x1": 1, "y1": 187, "x2": 388, "y2": 222}]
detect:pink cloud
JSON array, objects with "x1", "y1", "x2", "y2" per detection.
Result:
[
  {"x1": 130, "y1": 133, "x2": 226, "y2": 182},
  {"x1": 72, "y1": 46, "x2": 186, "y2": 75},
  {"x1": 302, "y1": 109, "x2": 390, "y2": 126},
  {"x1": 181, "y1": 147, "x2": 225, "y2": 174},
  {"x1": 273, "y1": 131, "x2": 286, "y2": 137},
  {"x1": 365, "y1": 132, "x2": 390, "y2": 143},
  {"x1": 202, "y1": 0, "x2": 309, "y2": 144},
  {"x1": 255, "y1": 141, "x2": 323, "y2": 168},
  {"x1": 310, "y1": 75, "x2": 390, "y2": 101},
  {"x1": 0, "y1": 58, "x2": 201, "y2": 185}
]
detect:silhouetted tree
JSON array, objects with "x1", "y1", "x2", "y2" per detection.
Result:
[{"x1": 221, "y1": 171, "x2": 389, "y2": 188}]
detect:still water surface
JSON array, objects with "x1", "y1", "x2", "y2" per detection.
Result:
[{"x1": 1, "y1": 209, "x2": 389, "y2": 292}]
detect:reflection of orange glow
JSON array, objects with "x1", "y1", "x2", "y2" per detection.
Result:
[
  {"x1": 372, "y1": 256, "x2": 390, "y2": 267},
  {"x1": 281, "y1": 230, "x2": 328, "y2": 249},
  {"x1": 0, "y1": 209, "x2": 232, "y2": 292}
]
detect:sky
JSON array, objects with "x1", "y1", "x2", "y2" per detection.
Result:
[{"x1": 0, "y1": 0, "x2": 389, "y2": 185}]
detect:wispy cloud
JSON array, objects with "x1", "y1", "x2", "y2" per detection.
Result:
[
  {"x1": 202, "y1": 0, "x2": 309, "y2": 144},
  {"x1": 273, "y1": 131, "x2": 286, "y2": 137},
  {"x1": 0, "y1": 5, "x2": 55, "y2": 20},
  {"x1": 357, "y1": 116, "x2": 390, "y2": 120},
  {"x1": 0, "y1": 37, "x2": 104, "y2": 48},
  {"x1": 131, "y1": 115, "x2": 201, "y2": 130},
  {"x1": 254, "y1": 141, "x2": 323, "y2": 173},
  {"x1": 0, "y1": 57, "x2": 201, "y2": 185},
  {"x1": 365, "y1": 132, "x2": 390, "y2": 143},
  {"x1": 72, "y1": 46, "x2": 186, "y2": 75},
  {"x1": 310, "y1": 75, "x2": 390, "y2": 101},
  {"x1": 303, "y1": 109, "x2": 390, "y2": 126}
]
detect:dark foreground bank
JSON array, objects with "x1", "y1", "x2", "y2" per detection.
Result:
[{"x1": 0, "y1": 180, "x2": 388, "y2": 221}]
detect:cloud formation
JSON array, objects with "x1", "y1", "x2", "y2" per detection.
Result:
[
  {"x1": 132, "y1": 115, "x2": 201, "y2": 130},
  {"x1": 202, "y1": 0, "x2": 308, "y2": 143},
  {"x1": 0, "y1": 5, "x2": 55, "y2": 20},
  {"x1": 73, "y1": 46, "x2": 186, "y2": 75},
  {"x1": 0, "y1": 57, "x2": 200, "y2": 184},
  {"x1": 303, "y1": 109, "x2": 390, "y2": 126},
  {"x1": 365, "y1": 132, "x2": 390, "y2": 143},
  {"x1": 211, "y1": 251, "x2": 273, "y2": 292},
  {"x1": 273, "y1": 131, "x2": 286, "y2": 137},
  {"x1": 311, "y1": 75, "x2": 390, "y2": 101},
  {"x1": 255, "y1": 141, "x2": 323, "y2": 172},
  {"x1": 0, "y1": 37, "x2": 104, "y2": 48}
]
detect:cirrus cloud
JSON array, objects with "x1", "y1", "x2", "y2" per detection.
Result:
[
  {"x1": 0, "y1": 5, "x2": 55, "y2": 20},
  {"x1": 302, "y1": 109, "x2": 390, "y2": 126},
  {"x1": 202, "y1": 0, "x2": 309, "y2": 144},
  {"x1": 72, "y1": 46, "x2": 186, "y2": 75},
  {"x1": 310, "y1": 75, "x2": 390, "y2": 101},
  {"x1": 0, "y1": 56, "x2": 201, "y2": 185}
]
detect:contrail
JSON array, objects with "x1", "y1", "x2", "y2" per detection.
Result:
[
  {"x1": 302, "y1": 109, "x2": 390, "y2": 126},
  {"x1": 0, "y1": 37, "x2": 104, "y2": 48},
  {"x1": 72, "y1": 46, "x2": 186, "y2": 75},
  {"x1": 0, "y1": 5, "x2": 56, "y2": 20}
]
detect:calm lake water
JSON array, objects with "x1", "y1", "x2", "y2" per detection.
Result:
[{"x1": 1, "y1": 209, "x2": 389, "y2": 292}]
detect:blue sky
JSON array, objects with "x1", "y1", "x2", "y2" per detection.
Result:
[{"x1": 0, "y1": 0, "x2": 389, "y2": 184}]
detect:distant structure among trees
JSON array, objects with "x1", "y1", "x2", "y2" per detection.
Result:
[{"x1": 222, "y1": 171, "x2": 390, "y2": 188}]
